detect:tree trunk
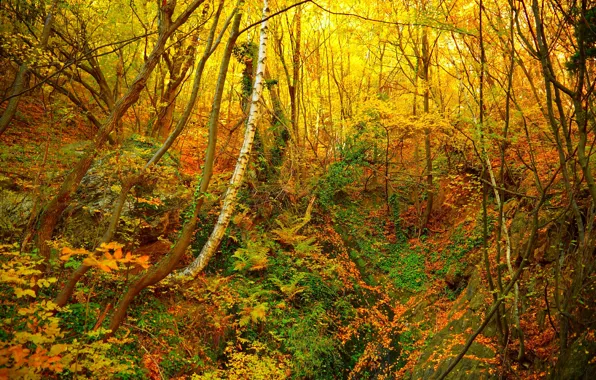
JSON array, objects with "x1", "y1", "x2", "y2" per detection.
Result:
[
  {"x1": 152, "y1": 44, "x2": 196, "y2": 138},
  {"x1": 420, "y1": 28, "x2": 433, "y2": 228},
  {"x1": 173, "y1": 0, "x2": 270, "y2": 280},
  {"x1": 290, "y1": 5, "x2": 301, "y2": 140},
  {"x1": 106, "y1": 9, "x2": 244, "y2": 334},
  {"x1": 0, "y1": 66, "x2": 29, "y2": 137},
  {"x1": 55, "y1": 0, "x2": 232, "y2": 307},
  {"x1": 0, "y1": 1, "x2": 57, "y2": 137}
]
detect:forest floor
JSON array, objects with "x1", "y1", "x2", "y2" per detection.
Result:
[{"x1": 0, "y1": 98, "x2": 577, "y2": 379}]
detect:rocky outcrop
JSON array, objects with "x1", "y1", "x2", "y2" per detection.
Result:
[
  {"x1": 550, "y1": 335, "x2": 596, "y2": 380},
  {"x1": 407, "y1": 270, "x2": 499, "y2": 380},
  {"x1": 0, "y1": 187, "x2": 33, "y2": 240}
]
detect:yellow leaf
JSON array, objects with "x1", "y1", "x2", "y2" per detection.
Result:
[
  {"x1": 83, "y1": 257, "x2": 97, "y2": 267},
  {"x1": 250, "y1": 303, "x2": 268, "y2": 323},
  {"x1": 15, "y1": 288, "x2": 36, "y2": 298},
  {"x1": 49, "y1": 344, "x2": 68, "y2": 356},
  {"x1": 104, "y1": 259, "x2": 119, "y2": 271}
]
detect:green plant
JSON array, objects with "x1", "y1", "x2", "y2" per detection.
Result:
[
  {"x1": 232, "y1": 239, "x2": 271, "y2": 273},
  {"x1": 433, "y1": 225, "x2": 482, "y2": 278},
  {"x1": 0, "y1": 246, "x2": 132, "y2": 379},
  {"x1": 380, "y1": 243, "x2": 427, "y2": 292},
  {"x1": 316, "y1": 161, "x2": 362, "y2": 209}
]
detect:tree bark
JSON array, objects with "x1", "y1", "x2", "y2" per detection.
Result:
[
  {"x1": 173, "y1": 0, "x2": 270, "y2": 280},
  {"x1": 0, "y1": 1, "x2": 57, "y2": 137},
  {"x1": 421, "y1": 28, "x2": 434, "y2": 228}
]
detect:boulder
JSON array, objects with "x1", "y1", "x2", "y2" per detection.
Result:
[{"x1": 407, "y1": 269, "x2": 499, "y2": 379}]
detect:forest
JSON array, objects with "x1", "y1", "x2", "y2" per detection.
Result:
[{"x1": 0, "y1": 0, "x2": 595, "y2": 378}]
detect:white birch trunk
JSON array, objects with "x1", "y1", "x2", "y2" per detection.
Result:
[{"x1": 174, "y1": 0, "x2": 269, "y2": 280}]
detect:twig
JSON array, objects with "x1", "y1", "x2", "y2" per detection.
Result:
[{"x1": 93, "y1": 303, "x2": 112, "y2": 331}]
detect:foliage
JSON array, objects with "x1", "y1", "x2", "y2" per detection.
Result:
[
  {"x1": 0, "y1": 245, "x2": 133, "y2": 379},
  {"x1": 195, "y1": 341, "x2": 288, "y2": 380},
  {"x1": 316, "y1": 160, "x2": 362, "y2": 209},
  {"x1": 232, "y1": 238, "x2": 270, "y2": 272},
  {"x1": 60, "y1": 242, "x2": 150, "y2": 273},
  {"x1": 3, "y1": 0, "x2": 595, "y2": 378},
  {"x1": 379, "y1": 243, "x2": 427, "y2": 292},
  {"x1": 431, "y1": 224, "x2": 482, "y2": 279}
]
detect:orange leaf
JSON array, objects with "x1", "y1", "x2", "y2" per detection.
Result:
[
  {"x1": 9, "y1": 345, "x2": 30, "y2": 365},
  {"x1": 114, "y1": 249, "x2": 123, "y2": 260},
  {"x1": 135, "y1": 255, "x2": 150, "y2": 269},
  {"x1": 98, "y1": 242, "x2": 124, "y2": 252},
  {"x1": 97, "y1": 262, "x2": 112, "y2": 272},
  {"x1": 60, "y1": 247, "x2": 90, "y2": 261}
]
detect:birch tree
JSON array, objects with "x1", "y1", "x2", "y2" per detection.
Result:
[
  {"x1": 54, "y1": 0, "x2": 236, "y2": 307},
  {"x1": 106, "y1": 6, "x2": 246, "y2": 335},
  {"x1": 174, "y1": 0, "x2": 270, "y2": 280}
]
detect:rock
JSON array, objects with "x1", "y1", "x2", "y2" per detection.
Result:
[
  {"x1": 408, "y1": 269, "x2": 499, "y2": 379},
  {"x1": 54, "y1": 137, "x2": 188, "y2": 248},
  {"x1": 445, "y1": 266, "x2": 464, "y2": 290},
  {"x1": 550, "y1": 335, "x2": 596, "y2": 379},
  {"x1": 0, "y1": 188, "x2": 33, "y2": 240}
]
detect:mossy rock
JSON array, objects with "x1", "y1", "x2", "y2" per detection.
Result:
[
  {"x1": 55, "y1": 140, "x2": 188, "y2": 248},
  {"x1": 550, "y1": 335, "x2": 596, "y2": 379},
  {"x1": 0, "y1": 188, "x2": 33, "y2": 240},
  {"x1": 407, "y1": 270, "x2": 499, "y2": 379}
]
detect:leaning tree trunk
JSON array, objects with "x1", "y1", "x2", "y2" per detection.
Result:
[
  {"x1": 173, "y1": 0, "x2": 270, "y2": 280},
  {"x1": 105, "y1": 8, "x2": 245, "y2": 335}
]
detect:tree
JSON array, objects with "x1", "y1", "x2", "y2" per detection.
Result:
[
  {"x1": 174, "y1": 0, "x2": 270, "y2": 281},
  {"x1": 54, "y1": 0, "x2": 234, "y2": 307},
  {"x1": 105, "y1": 2, "x2": 247, "y2": 334},
  {"x1": 29, "y1": 0, "x2": 206, "y2": 263},
  {"x1": 0, "y1": 0, "x2": 57, "y2": 137}
]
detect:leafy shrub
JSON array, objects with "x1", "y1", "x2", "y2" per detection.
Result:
[
  {"x1": 195, "y1": 341, "x2": 288, "y2": 380},
  {"x1": 0, "y1": 245, "x2": 133, "y2": 379},
  {"x1": 316, "y1": 161, "x2": 362, "y2": 209},
  {"x1": 379, "y1": 243, "x2": 427, "y2": 292},
  {"x1": 283, "y1": 304, "x2": 344, "y2": 378}
]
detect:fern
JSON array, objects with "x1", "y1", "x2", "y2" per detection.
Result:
[
  {"x1": 293, "y1": 237, "x2": 321, "y2": 257},
  {"x1": 272, "y1": 197, "x2": 315, "y2": 245},
  {"x1": 270, "y1": 272, "x2": 308, "y2": 301},
  {"x1": 232, "y1": 240, "x2": 270, "y2": 272},
  {"x1": 239, "y1": 302, "x2": 268, "y2": 327}
]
